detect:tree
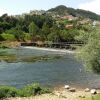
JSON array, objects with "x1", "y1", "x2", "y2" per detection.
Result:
[
  {"x1": 47, "y1": 25, "x2": 61, "y2": 42},
  {"x1": 29, "y1": 22, "x2": 39, "y2": 41},
  {"x1": 42, "y1": 23, "x2": 50, "y2": 39},
  {"x1": 5, "y1": 26, "x2": 25, "y2": 41},
  {"x1": 60, "y1": 29, "x2": 79, "y2": 42},
  {"x1": 75, "y1": 25, "x2": 94, "y2": 43},
  {"x1": 15, "y1": 25, "x2": 25, "y2": 41},
  {"x1": 77, "y1": 27, "x2": 100, "y2": 73},
  {"x1": 0, "y1": 22, "x2": 11, "y2": 33}
]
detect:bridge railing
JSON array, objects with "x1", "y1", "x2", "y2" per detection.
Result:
[{"x1": 20, "y1": 41, "x2": 84, "y2": 46}]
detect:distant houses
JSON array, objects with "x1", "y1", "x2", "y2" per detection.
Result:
[
  {"x1": 61, "y1": 15, "x2": 77, "y2": 21},
  {"x1": 52, "y1": 14, "x2": 77, "y2": 21},
  {"x1": 15, "y1": 9, "x2": 100, "y2": 30}
]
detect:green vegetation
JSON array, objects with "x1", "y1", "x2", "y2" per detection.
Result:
[
  {"x1": 22, "y1": 55, "x2": 62, "y2": 62},
  {"x1": 76, "y1": 26, "x2": 100, "y2": 73},
  {"x1": 0, "y1": 45, "x2": 9, "y2": 49},
  {"x1": 0, "y1": 51, "x2": 62, "y2": 63},
  {"x1": 29, "y1": 22, "x2": 39, "y2": 41},
  {"x1": 82, "y1": 94, "x2": 100, "y2": 100},
  {"x1": 0, "y1": 54, "x2": 17, "y2": 62},
  {"x1": 0, "y1": 83, "x2": 51, "y2": 99},
  {"x1": 0, "y1": 7, "x2": 99, "y2": 43},
  {"x1": 0, "y1": 33, "x2": 16, "y2": 41}
]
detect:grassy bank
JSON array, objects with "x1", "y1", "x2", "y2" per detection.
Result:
[
  {"x1": 82, "y1": 94, "x2": 100, "y2": 100},
  {"x1": 0, "y1": 83, "x2": 51, "y2": 99}
]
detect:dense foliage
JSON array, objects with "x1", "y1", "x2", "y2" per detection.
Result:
[
  {"x1": 0, "y1": 83, "x2": 51, "y2": 99},
  {"x1": 0, "y1": 6, "x2": 99, "y2": 42},
  {"x1": 0, "y1": 14, "x2": 53, "y2": 42},
  {"x1": 0, "y1": 13, "x2": 81, "y2": 42},
  {"x1": 76, "y1": 26, "x2": 100, "y2": 73}
]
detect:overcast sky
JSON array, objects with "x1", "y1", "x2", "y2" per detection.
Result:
[{"x1": 0, "y1": 0, "x2": 100, "y2": 16}]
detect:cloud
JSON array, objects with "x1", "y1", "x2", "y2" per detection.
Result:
[{"x1": 78, "y1": 0, "x2": 100, "y2": 15}]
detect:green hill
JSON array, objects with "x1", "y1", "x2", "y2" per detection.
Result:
[{"x1": 48, "y1": 5, "x2": 100, "y2": 21}]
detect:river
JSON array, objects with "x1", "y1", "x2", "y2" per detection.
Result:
[{"x1": 0, "y1": 47, "x2": 100, "y2": 89}]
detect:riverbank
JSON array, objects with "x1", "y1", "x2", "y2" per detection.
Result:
[
  {"x1": 21, "y1": 46, "x2": 76, "y2": 54},
  {"x1": 4, "y1": 86, "x2": 100, "y2": 100},
  {"x1": 0, "y1": 41, "x2": 20, "y2": 48}
]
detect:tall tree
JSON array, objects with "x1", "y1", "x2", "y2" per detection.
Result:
[
  {"x1": 47, "y1": 25, "x2": 61, "y2": 42},
  {"x1": 29, "y1": 22, "x2": 39, "y2": 41},
  {"x1": 42, "y1": 23, "x2": 50, "y2": 39}
]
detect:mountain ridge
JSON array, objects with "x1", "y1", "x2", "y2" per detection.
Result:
[{"x1": 47, "y1": 5, "x2": 100, "y2": 20}]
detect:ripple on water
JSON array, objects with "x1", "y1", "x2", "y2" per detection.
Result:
[{"x1": 0, "y1": 48, "x2": 100, "y2": 89}]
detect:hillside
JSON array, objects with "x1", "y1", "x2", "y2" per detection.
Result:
[{"x1": 48, "y1": 5, "x2": 100, "y2": 21}]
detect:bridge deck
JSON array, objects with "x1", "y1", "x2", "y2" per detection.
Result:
[{"x1": 21, "y1": 42, "x2": 84, "y2": 50}]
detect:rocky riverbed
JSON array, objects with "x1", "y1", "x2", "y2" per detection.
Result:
[{"x1": 4, "y1": 86, "x2": 100, "y2": 100}]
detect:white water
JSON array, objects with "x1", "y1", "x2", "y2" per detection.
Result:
[{"x1": 21, "y1": 46, "x2": 75, "y2": 54}]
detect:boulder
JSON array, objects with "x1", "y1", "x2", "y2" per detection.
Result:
[
  {"x1": 69, "y1": 88, "x2": 76, "y2": 92},
  {"x1": 90, "y1": 89, "x2": 97, "y2": 94},
  {"x1": 64, "y1": 85, "x2": 70, "y2": 89},
  {"x1": 85, "y1": 88, "x2": 90, "y2": 92}
]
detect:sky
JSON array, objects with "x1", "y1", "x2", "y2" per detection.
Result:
[{"x1": 0, "y1": 0, "x2": 100, "y2": 16}]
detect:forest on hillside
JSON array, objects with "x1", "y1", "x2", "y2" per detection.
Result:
[{"x1": 0, "y1": 12, "x2": 96, "y2": 43}]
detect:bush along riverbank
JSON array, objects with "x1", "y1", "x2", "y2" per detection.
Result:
[
  {"x1": 3, "y1": 84, "x2": 100, "y2": 100},
  {"x1": 0, "y1": 83, "x2": 51, "y2": 99}
]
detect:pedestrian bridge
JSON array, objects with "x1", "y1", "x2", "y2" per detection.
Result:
[{"x1": 21, "y1": 41, "x2": 84, "y2": 50}]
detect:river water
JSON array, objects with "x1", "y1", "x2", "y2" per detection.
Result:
[{"x1": 0, "y1": 47, "x2": 100, "y2": 89}]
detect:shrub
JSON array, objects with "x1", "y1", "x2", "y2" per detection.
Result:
[
  {"x1": 0, "y1": 86, "x2": 19, "y2": 99},
  {"x1": 0, "y1": 83, "x2": 51, "y2": 99},
  {"x1": 20, "y1": 83, "x2": 51, "y2": 97},
  {"x1": 40, "y1": 87, "x2": 51, "y2": 94},
  {"x1": 0, "y1": 45, "x2": 9, "y2": 49},
  {"x1": 0, "y1": 33, "x2": 16, "y2": 41}
]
